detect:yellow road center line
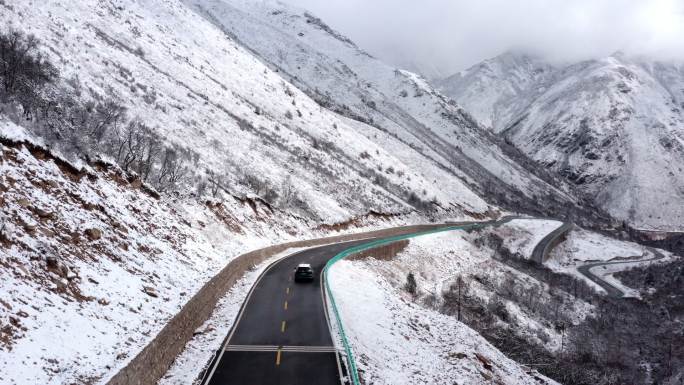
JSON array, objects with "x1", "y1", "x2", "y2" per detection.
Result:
[
  {"x1": 286, "y1": 287, "x2": 290, "y2": 295},
  {"x1": 281, "y1": 321, "x2": 286, "y2": 333},
  {"x1": 284, "y1": 301, "x2": 288, "y2": 310},
  {"x1": 276, "y1": 349, "x2": 282, "y2": 366}
]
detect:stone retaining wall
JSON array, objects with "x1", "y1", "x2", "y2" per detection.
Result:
[
  {"x1": 107, "y1": 223, "x2": 445, "y2": 385},
  {"x1": 348, "y1": 239, "x2": 410, "y2": 261},
  {"x1": 541, "y1": 223, "x2": 574, "y2": 263}
]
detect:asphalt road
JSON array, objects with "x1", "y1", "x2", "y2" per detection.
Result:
[
  {"x1": 576, "y1": 247, "x2": 666, "y2": 297},
  {"x1": 197, "y1": 216, "x2": 667, "y2": 385},
  {"x1": 198, "y1": 216, "x2": 523, "y2": 385},
  {"x1": 528, "y1": 220, "x2": 665, "y2": 298},
  {"x1": 200, "y1": 238, "x2": 377, "y2": 385},
  {"x1": 530, "y1": 221, "x2": 573, "y2": 265}
]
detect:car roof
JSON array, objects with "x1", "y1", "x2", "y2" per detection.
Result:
[{"x1": 297, "y1": 263, "x2": 312, "y2": 268}]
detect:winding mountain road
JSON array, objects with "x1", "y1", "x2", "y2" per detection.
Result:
[
  {"x1": 530, "y1": 221, "x2": 573, "y2": 265},
  {"x1": 199, "y1": 239, "x2": 369, "y2": 385},
  {"x1": 199, "y1": 218, "x2": 517, "y2": 385},
  {"x1": 576, "y1": 248, "x2": 667, "y2": 297},
  {"x1": 530, "y1": 220, "x2": 665, "y2": 298},
  {"x1": 198, "y1": 215, "x2": 657, "y2": 384}
]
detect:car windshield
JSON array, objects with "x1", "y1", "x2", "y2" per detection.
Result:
[{"x1": 297, "y1": 266, "x2": 312, "y2": 272}]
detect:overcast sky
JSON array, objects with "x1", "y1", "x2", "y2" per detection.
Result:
[{"x1": 281, "y1": 0, "x2": 684, "y2": 78}]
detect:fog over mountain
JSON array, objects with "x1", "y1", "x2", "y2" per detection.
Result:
[{"x1": 282, "y1": 0, "x2": 684, "y2": 78}]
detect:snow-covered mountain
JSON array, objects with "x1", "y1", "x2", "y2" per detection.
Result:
[
  {"x1": 184, "y1": 0, "x2": 598, "y2": 221},
  {"x1": 437, "y1": 52, "x2": 555, "y2": 130},
  {"x1": 0, "y1": 1, "x2": 569, "y2": 380},
  {"x1": 2, "y1": 1, "x2": 681, "y2": 384},
  {"x1": 437, "y1": 52, "x2": 684, "y2": 230},
  {"x1": 1, "y1": 0, "x2": 499, "y2": 225}
]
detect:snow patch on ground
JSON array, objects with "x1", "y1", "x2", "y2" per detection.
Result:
[
  {"x1": 329, "y1": 260, "x2": 558, "y2": 385},
  {"x1": 549, "y1": 229, "x2": 644, "y2": 264},
  {"x1": 367, "y1": 230, "x2": 487, "y2": 298}
]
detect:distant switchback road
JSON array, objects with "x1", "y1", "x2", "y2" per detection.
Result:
[
  {"x1": 529, "y1": 221, "x2": 665, "y2": 298},
  {"x1": 576, "y1": 248, "x2": 667, "y2": 297},
  {"x1": 531, "y1": 221, "x2": 573, "y2": 265}
]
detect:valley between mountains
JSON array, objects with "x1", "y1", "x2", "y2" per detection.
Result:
[{"x1": 0, "y1": 1, "x2": 682, "y2": 384}]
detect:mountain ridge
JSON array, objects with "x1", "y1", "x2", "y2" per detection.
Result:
[
  {"x1": 437, "y1": 51, "x2": 684, "y2": 230},
  {"x1": 184, "y1": 0, "x2": 614, "y2": 228}
]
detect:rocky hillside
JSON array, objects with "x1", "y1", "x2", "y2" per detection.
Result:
[
  {"x1": 0, "y1": 122, "x2": 297, "y2": 384},
  {"x1": 437, "y1": 52, "x2": 684, "y2": 231}
]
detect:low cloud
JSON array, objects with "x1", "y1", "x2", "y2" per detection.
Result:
[{"x1": 282, "y1": 0, "x2": 684, "y2": 77}]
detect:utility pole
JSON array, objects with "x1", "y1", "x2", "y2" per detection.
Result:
[{"x1": 556, "y1": 322, "x2": 566, "y2": 360}]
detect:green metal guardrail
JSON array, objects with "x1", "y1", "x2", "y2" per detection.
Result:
[{"x1": 322, "y1": 221, "x2": 493, "y2": 385}]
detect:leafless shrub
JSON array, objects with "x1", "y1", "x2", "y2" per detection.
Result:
[
  {"x1": 0, "y1": 29, "x2": 57, "y2": 95},
  {"x1": 155, "y1": 148, "x2": 189, "y2": 192},
  {"x1": 404, "y1": 271, "x2": 417, "y2": 297},
  {"x1": 112, "y1": 120, "x2": 158, "y2": 177},
  {"x1": 0, "y1": 28, "x2": 58, "y2": 118}
]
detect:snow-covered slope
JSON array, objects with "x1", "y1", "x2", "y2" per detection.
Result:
[
  {"x1": 0, "y1": 0, "x2": 495, "y2": 224},
  {"x1": 330, "y1": 260, "x2": 559, "y2": 385},
  {"x1": 330, "y1": 222, "x2": 670, "y2": 384},
  {"x1": 0, "y1": 1, "x2": 502, "y2": 381},
  {"x1": 0, "y1": 123, "x2": 300, "y2": 384},
  {"x1": 438, "y1": 52, "x2": 684, "y2": 230},
  {"x1": 185, "y1": 0, "x2": 586, "y2": 218}
]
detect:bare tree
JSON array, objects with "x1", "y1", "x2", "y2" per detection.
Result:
[
  {"x1": 405, "y1": 271, "x2": 418, "y2": 298},
  {"x1": 155, "y1": 148, "x2": 188, "y2": 192},
  {"x1": 114, "y1": 120, "x2": 158, "y2": 176},
  {"x1": 279, "y1": 174, "x2": 295, "y2": 207},
  {"x1": 0, "y1": 28, "x2": 57, "y2": 113},
  {"x1": 88, "y1": 100, "x2": 127, "y2": 142},
  {"x1": 0, "y1": 29, "x2": 196, "y2": 195}
]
